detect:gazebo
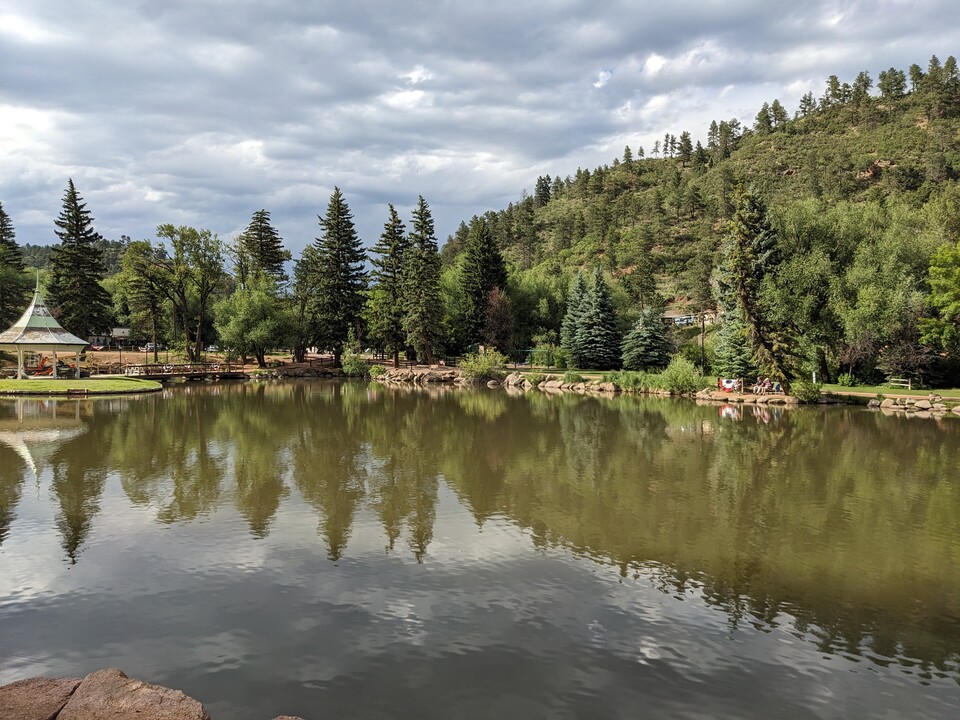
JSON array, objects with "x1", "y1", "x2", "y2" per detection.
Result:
[{"x1": 0, "y1": 279, "x2": 88, "y2": 379}]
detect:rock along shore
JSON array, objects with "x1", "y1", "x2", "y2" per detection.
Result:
[{"x1": 0, "y1": 668, "x2": 303, "y2": 720}]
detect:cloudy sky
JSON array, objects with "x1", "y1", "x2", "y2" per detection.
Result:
[{"x1": 1, "y1": 0, "x2": 958, "y2": 254}]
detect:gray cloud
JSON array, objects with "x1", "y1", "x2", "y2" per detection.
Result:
[{"x1": 1, "y1": 0, "x2": 958, "y2": 252}]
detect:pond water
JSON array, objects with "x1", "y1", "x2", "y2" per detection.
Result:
[{"x1": 0, "y1": 381, "x2": 958, "y2": 719}]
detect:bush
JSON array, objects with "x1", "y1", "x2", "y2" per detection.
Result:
[
  {"x1": 460, "y1": 350, "x2": 510, "y2": 381},
  {"x1": 562, "y1": 371, "x2": 584, "y2": 384},
  {"x1": 553, "y1": 347, "x2": 570, "y2": 370},
  {"x1": 836, "y1": 372, "x2": 857, "y2": 387},
  {"x1": 791, "y1": 378, "x2": 823, "y2": 403},
  {"x1": 526, "y1": 372, "x2": 545, "y2": 386},
  {"x1": 657, "y1": 356, "x2": 707, "y2": 394},
  {"x1": 340, "y1": 351, "x2": 369, "y2": 377},
  {"x1": 369, "y1": 364, "x2": 387, "y2": 379}
]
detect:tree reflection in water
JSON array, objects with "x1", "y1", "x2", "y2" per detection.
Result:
[{"x1": 1, "y1": 383, "x2": 958, "y2": 677}]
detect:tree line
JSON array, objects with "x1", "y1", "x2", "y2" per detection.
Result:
[{"x1": 2, "y1": 53, "x2": 960, "y2": 385}]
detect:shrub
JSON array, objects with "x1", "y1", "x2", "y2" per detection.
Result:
[
  {"x1": 657, "y1": 356, "x2": 706, "y2": 394},
  {"x1": 791, "y1": 378, "x2": 823, "y2": 403},
  {"x1": 563, "y1": 371, "x2": 584, "y2": 384},
  {"x1": 340, "y1": 351, "x2": 369, "y2": 377},
  {"x1": 460, "y1": 350, "x2": 510, "y2": 381},
  {"x1": 526, "y1": 372, "x2": 545, "y2": 386},
  {"x1": 553, "y1": 347, "x2": 570, "y2": 370},
  {"x1": 836, "y1": 372, "x2": 857, "y2": 387},
  {"x1": 369, "y1": 364, "x2": 387, "y2": 379}
]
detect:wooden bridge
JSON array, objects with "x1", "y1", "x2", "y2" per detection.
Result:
[{"x1": 123, "y1": 362, "x2": 246, "y2": 381}]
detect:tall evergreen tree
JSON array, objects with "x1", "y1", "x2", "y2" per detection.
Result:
[
  {"x1": 560, "y1": 272, "x2": 587, "y2": 367},
  {"x1": 47, "y1": 180, "x2": 113, "y2": 336},
  {"x1": 575, "y1": 268, "x2": 621, "y2": 370},
  {"x1": 621, "y1": 308, "x2": 671, "y2": 371},
  {"x1": 365, "y1": 205, "x2": 409, "y2": 367},
  {"x1": 311, "y1": 188, "x2": 367, "y2": 366},
  {"x1": 715, "y1": 186, "x2": 793, "y2": 383},
  {"x1": 712, "y1": 307, "x2": 754, "y2": 378},
  {"x1": 402, "y1": 196, "x2": 443, "y2": 364},
  {"x1": 240, "y1": 209, "x2": 290, "y2": 282},
  {"x1": 459, "y1": 216, "x2": 507, "y2": 343},
  {"x1": 0, "y1": 201, "x2": 31, "y2": 329}
]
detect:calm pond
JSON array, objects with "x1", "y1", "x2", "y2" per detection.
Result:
[{"x1": 0, "y1": 381, "x2": 958, "y2": 719}]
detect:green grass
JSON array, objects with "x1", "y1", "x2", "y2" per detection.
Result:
[
  {"x1": 822, "y1": 383, "x2": 960, "y2": 398},
  {"x1": 0, "y1": 378, "x2": 163, "y2": 395}
]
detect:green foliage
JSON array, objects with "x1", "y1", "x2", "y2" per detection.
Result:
[
  {"x1": 792, "y1": 378, "x2": 823, "y2": 403},
  {"x1": 47, "y1": 179, "x2": 113, "y2": 336},
  {"x1": 621, "y1": 308, "x2": 672, "y2": 370},
  {"x1": 562, "y1": 371, "x2": 584, "y2": 384},
  {"x1": 836, "y1": 372, "x2": 857, "y2": 387},
  {"x1": 459, "y1": 216, "x2": 507, "y2": 343},
  {"x1": 239, "y1": 209, "x2": 290, "y2": 282},
  {"x1": 713, "y1": 309, "x2": 754, "y2": 378},
  {"x1": 365, "y1": 204, "x2": 409, "y2": 366},
  {"x1": 658, "y1": 355, "x2": 707, "y2": 394},
  {"x1": 459, "y1": 349, "x2": 510, "y2": 381},
  {"x1": 310, "y1": 187, "x2": 367, "y2": 363},
  {"x1": 560, "y1": 273, "x2": 587, "y2": 367},
  {"x1": 403, "y1": 196, "x2": 443, "y2": 363},
  {"x1": 214, "y1": 274, "x2": 290, "y2": 368},
  {"x1": 526, "y1": 371, "x2": 545, "y2": 386},
  {"x1": 340, "y1": 350, "x2": 369, "y2": 377},
  {"x1": 574, "y1": 268, "x2": 621, "y2": 370},
  {"x1": 921, "y1": 238, "x2": 960, "y2": 353},
  {"x1": 369, "y1": 364, "x2": 387, "y2": 378},
  {"x1": 0, "y1": 201, "x2": 31, "y2": 329}
]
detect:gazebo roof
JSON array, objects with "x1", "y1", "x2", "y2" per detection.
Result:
[{"x1": 0, "y1": 282, "x2": 88, "y2": 351}]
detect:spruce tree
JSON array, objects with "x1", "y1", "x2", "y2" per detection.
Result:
[
  {"x1": 459, "y1": 216, "x2": 507, "y2": 343},
  {"x1": 47, "y1": 180, "x2": 113, "y2": 336},
  {"x1": 715, "y1": 186, "x2": 792, "y2": 383},
  {"x1": 0, "y1": 201, "x2": 31, "y2": 329},
  {"x1": 240, "y1": 209, "x2": 290, "y2": 282},
  {"x1": 712, "y1": 308, "x2": 754, "y2": 378},
  {"x1": 402, "y1": 196, "x2": 443, "y2": 364},
  {"x1": 575, "y1": 267, "x2": 621, "y2": 370},
  {"x1": 365, "y1": 204, "x2": 409, "y2": 367},
  {"x1": 560, "y1": 272, "x2": 587, "y2": 367},
  {"x1": 311, "y1": 187, "x2": 367, "y2": 366},
  {"x1": 621, "y1": 308, "x2": 672, "y2": 371}
]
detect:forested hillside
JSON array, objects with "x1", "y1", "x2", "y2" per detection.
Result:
[
  {"x1": 439, "y1": 54, "x2": 960, "y2": 385},
  {"x1": 3, "y1": 55, "x2": 960, "y2": 387}
]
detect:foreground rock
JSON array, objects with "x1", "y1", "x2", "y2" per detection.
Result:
[
  {"x1": 0, "y1": 676, "x2": 81, "y2": 720},
  {"x1": 0, "y1": 669, "x2": 305, "y2": 720}
]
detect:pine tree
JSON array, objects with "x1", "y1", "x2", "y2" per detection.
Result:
[
  {"x1": 560, "y1": 272, "x2": 587, "y2": 367},
  {"x1": 621, "y1": 308, "x2": 671, "y2": 371},
  {"x1": 47, "y1": 180, "x2": 113, "y2": 336},
  {"x1": 677, "y1": 131, "x2": 693, "y2": 166},
  {"x1": 365, "y1": 204, "x2": 409, "y2": 367},
  {"x1": 311, "y1": 187, "x2": 367, "y2": 365},
  {"x1": 402, "y1": 195, "x2": 443, "y2": 363},
  {"x1": 0, "y1": 201, "x2": 31, "y2": 329},
  {"x1": 240, "y1": 209, "x2": 290, "y2": 282},
  {"x1": 459, "y1": 216, "x2": 507, "y2": 343},
  {"x1": 715, "y1": 186, "x2": 792, "y2": 383},
  {"x1": 575, "y1": 267, "x2": 621, "y2": 370},
  {"x1": 712, "y1": 307, "x2": 754, "y2": 378}
]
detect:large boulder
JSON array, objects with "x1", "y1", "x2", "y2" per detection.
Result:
[
  {"x1": 914, "y1": 399, "x2": 932, "y2": 411},
  {"x1": 0, "y1": 676, "x2": 82, "y2": 720},
  {"x1": 58, "y1": 668, "x2": 210, "y2": 720}
]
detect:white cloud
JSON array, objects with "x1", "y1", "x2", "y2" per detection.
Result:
[{"x1": 593, "y1": 69, "x2": 613, "y2": 88}]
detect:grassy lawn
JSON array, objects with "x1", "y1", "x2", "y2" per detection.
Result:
[
  {"x1": 822, "y1": 383, "x2": 960, "y2": 399},
  {"x1": 0, "y1": 377, "x2": 163, "y2": 395}
]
